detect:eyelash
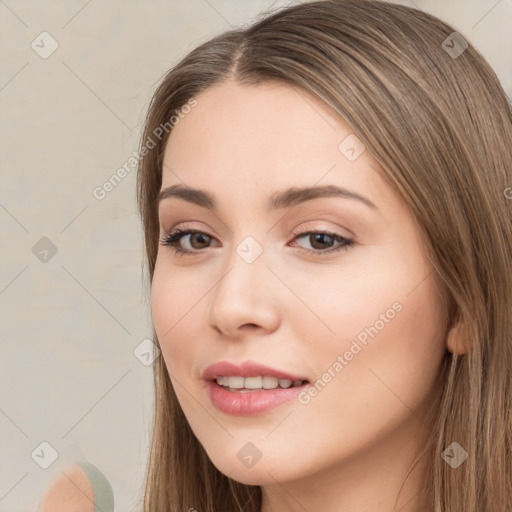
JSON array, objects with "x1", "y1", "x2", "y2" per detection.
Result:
[{"x1": 158, "y1": 227, "x2": 354, "y2": 257}]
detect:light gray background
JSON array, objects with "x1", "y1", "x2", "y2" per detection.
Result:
[{"x1": 0, "y1": 1, "x2": 510, "y2": 511}]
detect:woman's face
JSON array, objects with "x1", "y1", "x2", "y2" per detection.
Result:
[{"x1": 151, "y1": 80, "x2": 449, "y2": 486}]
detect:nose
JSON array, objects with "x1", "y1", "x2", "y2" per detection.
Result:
[{"x1": 206, "y1": 245, "x2": 280, "y2": 338}]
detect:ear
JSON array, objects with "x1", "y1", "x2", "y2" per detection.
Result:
[{"x1": 446, "y1": 317, "x2": 469, "y2": 355}]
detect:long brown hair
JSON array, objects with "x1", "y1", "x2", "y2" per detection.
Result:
[{"x1": 136, "y1": 1, "x2": 512, "y2": 510}]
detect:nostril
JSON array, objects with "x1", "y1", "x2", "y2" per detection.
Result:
[{"x1": 241, "y1": 323, "x2": 259, "y2": 329}]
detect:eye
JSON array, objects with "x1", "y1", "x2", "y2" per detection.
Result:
[
  {"x1": 289, "y1": 230, "x2": 354, "y2": 255},
  {"x1": 159, "y1": 228, "x2": 218, "y2": 256},
  {"x1": 158, "y1": 227, "x2": 354, "y2": 256}
]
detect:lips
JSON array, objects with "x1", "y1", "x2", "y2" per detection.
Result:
[
  {"x1": 202, "y1": 360, "x2": 311, "y2": 415},
  {"x1": 202, "y1": 360, "x2": 309, "y2": 383}
]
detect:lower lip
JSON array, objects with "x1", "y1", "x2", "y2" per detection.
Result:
[{"x1": 206, "y1": 380, "x2": 308, "y2": 416}]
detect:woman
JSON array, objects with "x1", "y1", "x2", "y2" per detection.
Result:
[{"x1": 137, "y1": 0, "x2": 512, "y2": 510}]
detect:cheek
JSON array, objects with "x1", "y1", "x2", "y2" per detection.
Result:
[
  {"x1": 302, "y1": 258, "x2": 447, "y2": 433},
  {"x1": 150, "y1": 260, "x2": 206, "y2": 377},
  {"x1": 281, "y1": 244, "x2": 448, "y2": 433},
  {"x1": 314, "y1": 238, "x2": 447, "y2": 365}
]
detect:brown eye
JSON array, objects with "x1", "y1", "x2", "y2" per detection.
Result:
[
  {"x1": 188, "y1": 232, "x2": 211, "y2": 249},
  {"x1": 291, "y1": 230, "x2": 354, "y2": 255},
  {"x1": 309, "y1": 233, "x2": 335, "y2": 250},
  {"x1": 159, "y1": 228, "x2": 218, "y2": 255}
]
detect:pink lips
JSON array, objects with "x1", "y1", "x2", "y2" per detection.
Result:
[{"x1": 202, "y1": 360, "x2": 310, "y2": 416}]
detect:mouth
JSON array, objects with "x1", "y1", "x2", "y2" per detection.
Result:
[{"x1": 202, "y1": 361, "x2": 311, "y2": 416}]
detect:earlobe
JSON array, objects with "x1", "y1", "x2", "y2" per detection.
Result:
[{"x1": 446, "y1": 318, "x2": 469, "y2": 355}]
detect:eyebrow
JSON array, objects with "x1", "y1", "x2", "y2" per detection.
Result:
[{"x1": 158, "y1": 183, "x2": 378, "y2": 211}]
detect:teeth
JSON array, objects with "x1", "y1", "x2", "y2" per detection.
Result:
[
  {"x1": 263, "y1": 376, "x2": 278, "y2": 389},
  {"x1": 244, "y1": 376, "x2": 262, "y2": 389},
  {"x1": 216, "y1": 376, "x2": 229, "y2": 386},
  {"x1": 228, "y1": 376, "x2": 244, "y2": 389},
  {"x1": 215, "y1": 376, "x2": 305, "y2": 390}
]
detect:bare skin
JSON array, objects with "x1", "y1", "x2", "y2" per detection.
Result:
[
  {"x1": 152, "y1": 80, "x2": 464, "y2": 512},
  {"x1": 39, "y1": 465, "x2": 95, "y2": 512}
]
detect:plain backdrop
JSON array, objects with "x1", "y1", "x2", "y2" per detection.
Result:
[{"x1": 0, "y1": 1, "x2": 510, "y2": 510}]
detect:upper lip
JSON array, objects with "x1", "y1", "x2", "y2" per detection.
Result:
[{"x1": 202, "y1": 360, "x2": 309, "y2": 382}]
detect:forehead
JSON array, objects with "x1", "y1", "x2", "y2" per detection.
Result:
[
  {"x1": 164, "y1": 80, "x2": 343, "y2": 168},
  {"x1": 161, "y1": 80, "x2": 395, "y2": 212}
]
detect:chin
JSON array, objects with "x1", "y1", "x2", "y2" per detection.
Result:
[
  {"x1": 206, "y1": 450, "x2": 304, "y2": 486},
  {"x1": 225, "y1": 467, "x2": 271, "y2": 486}
]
